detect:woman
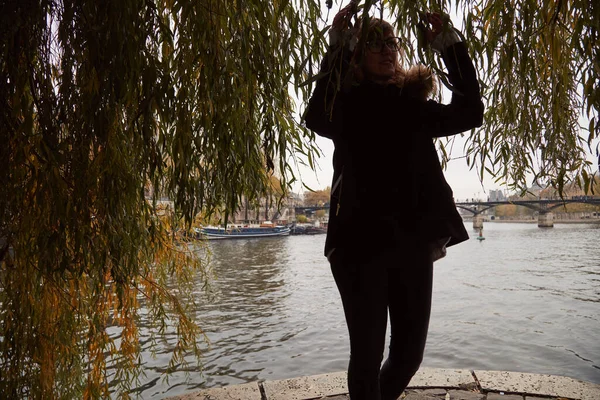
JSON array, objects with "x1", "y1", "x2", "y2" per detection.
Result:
[{"x1": 304, "y1": 4, "x2": 484, "y2": 400}]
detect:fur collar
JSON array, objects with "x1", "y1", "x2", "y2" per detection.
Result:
[{"x1": 399, "y1": 64, "x2": 437, "y2": 101}]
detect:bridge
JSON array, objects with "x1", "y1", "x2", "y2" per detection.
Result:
[
  {"x1": 295, "y1": 198, "x2": 600, "y2": 228},
  {"x1": 456, "y1": 197, "x2": 600, "y2": 228},
  {"x1": 295, "y1": 205, "x2": 329, "y2": 215}
]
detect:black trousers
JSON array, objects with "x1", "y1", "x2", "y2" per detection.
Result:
[{"x1": 330, "y1": 246, "x2": 433, "y2": 400}]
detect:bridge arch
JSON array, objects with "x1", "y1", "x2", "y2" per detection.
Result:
[{"x1": 455, "y1": 198, "x2": 600, "y2": 228}]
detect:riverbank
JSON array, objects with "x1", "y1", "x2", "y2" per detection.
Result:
[
  {"x1": 463, "y1": 218, "x2": 600, "y2": 224},
  {"x1": 165, "y1": 368, "x2": 600, "y2": 400},
  {"x1": 128, "y1": 225, "x2": 598, "y2": 397}
]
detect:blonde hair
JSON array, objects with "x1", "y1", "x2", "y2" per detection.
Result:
[{"x1": 352, "y1": 18, "x2": 437, "y2": 100}]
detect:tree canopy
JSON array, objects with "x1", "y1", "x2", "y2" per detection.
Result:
[
  {"x1": 304, "y1": 186, "x2": 331, "y2": 206},
  {"x1": 1, "y1": 0, "x2": 598, "y2": 397}
]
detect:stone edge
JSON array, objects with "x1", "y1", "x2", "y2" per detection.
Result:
[
  {"x1": 164, "y1": 368, "x2": 600, "y2": 400},
  {"x1": 474, "y1": 370, "x2": 600, "y2": 400}
]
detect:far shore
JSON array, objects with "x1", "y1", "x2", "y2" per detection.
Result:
[{"x1": 463, "y1": 218, "x2": 600, "y2": 224}]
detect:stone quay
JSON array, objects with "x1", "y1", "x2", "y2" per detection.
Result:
[{"x1": 165, "y1": 368, "x2": 600, "y2": 400}]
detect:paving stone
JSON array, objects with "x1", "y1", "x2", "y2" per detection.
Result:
[
  {"x1": 421, "y1": 388, "x2": 450, "y2": 396},
  {"x1": 403, "y1": 388, "x2": 448, "y2": 399},
  {"x1": 486, "y1": 394, "x2": 523, "y2": 400},
  {"x1": 474, "y1": 370, "x2": 600, "y2": 400},
  {"x1": 525, "y1": 395, "x2": 556, "y2": 400},
  {"x1": 524, "y1": 397, "x2": 556, "y2": 400},
  {"x1": 163, "y1": 382, "x2": 262, "y2": 400},
  {"x1": 458, "y1": 382, "x2": 480, "y2": 392},
  {"x1": 262, "y1": 371, "x2": 347, "y2": 400},
  {"x1": 448, "y1": 389, "x2": 485, "y2": 400},
  {"x1": 403, "y1": 390, "x2": 447, "y2": 400},
  {"x1": 409, "y1": 368, "x2": 477, "y2": 389}
]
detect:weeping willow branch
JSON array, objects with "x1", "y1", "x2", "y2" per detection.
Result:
[{"x1": 1, "y1": 0, "x2": 599, "y2": 398}]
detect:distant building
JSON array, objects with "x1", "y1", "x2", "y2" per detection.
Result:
[
  {"x1": 488, "y1": 189, "x2": 506, "y2": 202},
  {"x1": 145, "y1": 186, "x2": 302, "y2": 226},
  {"x1": 231, "y1": 193, "x2": 302, "y2": 225}
]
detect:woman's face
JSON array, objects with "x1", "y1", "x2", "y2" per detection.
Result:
[{"x1": 363, "y1": 30, "x2": 398, "y2": 83}]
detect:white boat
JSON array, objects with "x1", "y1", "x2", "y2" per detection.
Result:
[{"x1": 195, "y1": 223, "x2": 290, "y2": 240}]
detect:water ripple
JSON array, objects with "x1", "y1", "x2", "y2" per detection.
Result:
[{"x1": 112, "y1": 223, "x2": 600, "y2": 398}]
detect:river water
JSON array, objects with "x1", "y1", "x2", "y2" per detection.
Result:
[{"x1": 125, "y1": 222, "x2": 600, "y2": 398}]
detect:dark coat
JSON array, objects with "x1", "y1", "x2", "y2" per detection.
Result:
[{"x1": 304, "y1": 42, "x2": 484, "y2": 257}]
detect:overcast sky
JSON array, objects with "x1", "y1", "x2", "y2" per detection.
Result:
[
  {"x1": 290, "y1": 2, "x2": 499, "y2": 201},
  {"x1": 294, "y1": 130, "x2": 598, "y2": 201},
  {"x1": 294, "y1": 126, "x2": 503, "y2": 202},
  {"x1": 291, "y1": 2, "x2": 598, "y2": 201}
]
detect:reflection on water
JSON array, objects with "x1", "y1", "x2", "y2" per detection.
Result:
[
  {"x1": 120, "y1": 223, "x2": 600, "y2": 398},
  {"x1": 195, "y1": 239, "x2": 290, "y2": 386},
  {"x1": 426, "y1": 222, "x2": 600, "y2": 384}
]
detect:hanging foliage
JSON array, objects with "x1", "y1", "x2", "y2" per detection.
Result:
[
  {"x1": 0, "y1": 0, "x2": 322, "y2": 397},
  {"x1": 356, "y1": 0, "x2": 599, "y2": 194},
  {"x1": 0, "y1": 0, "x2": 598, "y2": 398}
]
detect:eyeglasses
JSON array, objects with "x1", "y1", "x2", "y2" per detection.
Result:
[{"x1": 365, "y1": 37, "x2": 402, "y2": 53}]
